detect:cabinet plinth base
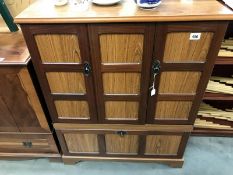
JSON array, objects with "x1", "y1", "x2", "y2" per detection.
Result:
[{"x1": 62, "y1": 155, "x2": 184, "y2": 168}]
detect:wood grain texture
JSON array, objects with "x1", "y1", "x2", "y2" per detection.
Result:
[
  {"x1": 0, "y1": 32, "x2": 29, "y2": 65},
  {"x1": 159, "y1": 71, "x2": 201, "y2": 94},
  {"x1": 155, "y1": 101, "x2": 192, "y2": 120},
  {"x1": 55, "y1": 100, "x2": 89, "y2": 119},
  {"x1": 35, "y1": 34, "x2": 81, "y2": 63},
  {"x1": 0, "y1": 96, "x2": 18, "y2": 132},
  {"x1": 54, "y1": 123, "x2": 193, "y2": 132},
  {"x1": 145, "y1": 135, "x2": 182, "y2": 155},
  {"x1": 64, "y1": 133, "x2": 99, "y2": 153},
  {"x1": 46, "y1": 72, "x2": 86, "y2": 93},
  {"x1": 100, "y1": 34, "x2": 144, "y2": 63},
  {"x1": 0, "y1": 133, "x2": 58, "y2": 154},
  {"x1": 105, "y1": 101, "x2": 139, "y2": 120},
  {"x1": 105, "y1": 134, "x2": 138, "y2": 154},
  {"x1": 0, "y1": 67, "x2": 44, "y2": 132},
  {"x1": 163, "y1": 32, "x2": 213, "y2": 62},
  {"x1": 103, "y1": 73, "x2": 141, "y2": 94},
  {"x1": 18, "y1": 68, "x2": 49, "y2": 130},
  {"x1": 15, "y1": 0, "x2": 233, "y2": 24}
]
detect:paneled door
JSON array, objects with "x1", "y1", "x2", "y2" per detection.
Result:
[
  {"x1": 88, "y1": 24, "x2": 155, "y2": 124},
  {"x1": 21, "y1": 25, "x2": 97, "y2": 123},
  {"x1": 147, "y1": 22, "x2": 228, "y2": 124}
]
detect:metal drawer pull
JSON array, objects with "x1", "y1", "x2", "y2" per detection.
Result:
[
  {"x1": 83, "y1": 61, "x2": 91, "y2": 76},
  {"x1": 116, "y1": 131, "x2": 127, "y2": 137},
  {"x1": 23, "y1": 141, "x2": 32, "y2": 148}
]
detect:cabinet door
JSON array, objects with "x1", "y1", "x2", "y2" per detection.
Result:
[
  {"x1": 22, "y1": 25, "x2": 97, "y2": 123},
  {"x1": 0, "y1": 67, "x2": 50, "y2": 133},
  {"x1": 88, "y1": 24, "x2": 155, "y2": 124},
  {"x1": 147, "y1": 22, "x2": 228, "y2": 124}
]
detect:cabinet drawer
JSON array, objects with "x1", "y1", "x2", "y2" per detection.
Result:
[
  {"x1": 55, "y1": 124, "x2": 191, "y2": 158},
  {"x1": 0, "y1": 133, "x2": 58, "y2": 154}
]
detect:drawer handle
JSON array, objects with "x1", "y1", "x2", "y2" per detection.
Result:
[
  {"x1": 116, "y1": 131, "x2": 127, "y2": 137},
  {"x1": 83, "y1": 61, "x2": 91, "y2": 76},
  {"x1": 23, "y1": 141, "x2": 32, "y2": 148}
]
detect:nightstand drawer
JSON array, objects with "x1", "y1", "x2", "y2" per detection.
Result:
[{"x1": 0, "y1": 133, "x2": 58, "y2": 154}]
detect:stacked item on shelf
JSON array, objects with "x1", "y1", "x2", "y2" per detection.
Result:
[
  {"x1": 218, "y1": 38, "x2": 233, "y2": 57},
  {"x1": 206, "y1": 76, "x2": 233, "y2": 95},
  {"x1": 195, "y1": 102, "x2": 233, "y2": 130}
]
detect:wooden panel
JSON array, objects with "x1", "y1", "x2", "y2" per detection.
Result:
[
  {"x1": 46, "y1": 72, "x2": 86, "y2": 93},
  {"x1": 64, "y1": 133, "x2": 99, "y2": 153},
  {"x1": 159, "y1": 71, "x2": 201, "y2": 94},
  {"x1": 105, "y1": 101, "x2": 139, "y2": 120},
  {"x1": 155, "y1": 101, "x2": 192, "y2": 120},
  {"x1": 103, "y1": 73, "x2": 141, "y2": 94},
  {"x1": 18, "y1": 68, "x2": 49, "y2": 130},
  {"x1": 55, "y1": 101, "x2": 89, "y2": 119},
  {"x1": 35, "y1": 34, "x2": 81, "y2": 63},
  {"x1": 145, "y1": 135, "x2": 182, "y2": 155},
  {"x1": 0, "y1": 96, "x2": 18, "y2": 131},
  {"x1": 54, "y1": 123, "x2": 193, "y2": 132},
  {"x1": 100, "y1": 34, "x2": 144, "y2": 63},
  {"x1": 105, "y1": 134, "x2": 138, "y2": 154},
  {"x1": 163, "y1": 32, "x2": 213, "y2": 62},
  {"x1": 0, "y1": 68, "x2": 42, "y2": 131}
]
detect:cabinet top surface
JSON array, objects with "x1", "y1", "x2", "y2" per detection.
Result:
[
  {"x1": 15, "y1": 0, "x2": 233, "y2": 24},
  {"x1": 0, "y1": 32, "x2": 30, "y2": 65}
]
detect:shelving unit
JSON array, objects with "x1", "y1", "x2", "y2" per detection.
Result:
[{"x1": 192, "y1": 22, "x2": 233, "y2": 137}]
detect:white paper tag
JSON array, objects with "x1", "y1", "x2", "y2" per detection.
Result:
[
  {"x1": 190, "y1": 33, "x2": 201, "y2": 40},
  {"x1": 151, "y1": 88, "x2": 156, "y2": 96},
  {"x1": 0, "y1": 57, "x2": 5, "y2": 62}
]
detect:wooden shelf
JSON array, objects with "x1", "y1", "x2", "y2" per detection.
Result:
[
  {"x1": 192, "y1": 128, "x2": 233, "y2": 137},
  {"x1": 192, "y1": 116, "x2": 233, "y2": 137},
  {"x1": 203, "y1": 92, "x2": 233, "y2": 100},
  {"x1": 215, "y1": 56, "x2": 233, "y2": 65}
]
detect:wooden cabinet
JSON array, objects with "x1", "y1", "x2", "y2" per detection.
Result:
[
  {"x1": 16, "y1": 0, "x2": 232, "y2": 167},
  {"x1": 0, "y1": 32, "x2": 59, "y2": 159},
  {"x1": 20, "y1": 21, "x2": 227, "y2": 166}
]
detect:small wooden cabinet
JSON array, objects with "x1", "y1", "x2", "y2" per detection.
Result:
[
  {"x1": 0, "y1": 32, "x2": 59, "y2": 159},
  {"x1": 16, "y1": 0, "x2": 232, "y2": 167}
]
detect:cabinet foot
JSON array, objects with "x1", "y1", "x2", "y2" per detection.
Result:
[
  {"x1": 167, "y1": 160, "x2": 184, "y2": 168},
  {"x1": 49, "y1": 157, "x2": 62, "y2": 163},
  {"x1": 63, "y1": 157, "x2": 81, "y2": 165}
]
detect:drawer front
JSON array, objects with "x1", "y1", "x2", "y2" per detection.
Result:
[
  {"x1": 0, "y1": 134, "x2": 58, "y2": 154},
  {"x1": 55, "y1": 124, "x2": 190, "y2": 158}
]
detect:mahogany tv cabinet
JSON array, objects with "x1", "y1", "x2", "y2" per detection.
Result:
[{"x1": 15, "y1": 0, "x2": 233, "y2": 167}]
